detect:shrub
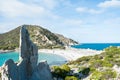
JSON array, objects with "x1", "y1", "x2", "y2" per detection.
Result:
[
  {"x1": 90, "y1": 71, "x2": 102, "y2": 80},
  {"x1": 61, "y1": 64, "x2": 70, "y2": 73},
  {"x1": 90, "y1": 69, "x2": 117, "y2": 80},
  {"x1": 79, "y1": 67, "x2": 90, "y2": 75},
  {"x1": 65, "y1": 76, "x2": 78, "y2": 80},
  {"x1": 52, "y1": 65, "x2": 71, "y2": 78}
]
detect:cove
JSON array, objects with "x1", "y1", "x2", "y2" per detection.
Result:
[{"x1": 0, "y1": 52, "x2": 67, "y2": 66}]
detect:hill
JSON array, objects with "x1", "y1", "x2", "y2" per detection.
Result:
[
  {"x1": 0, "y1": 25, "x2": 78, "y2": 50},
  {"x1": 51, "y1": 46, "x2": 120, "y2": 80},
  {"x1": 67, "y1": 46, "x2": 119, "y2": 79}
]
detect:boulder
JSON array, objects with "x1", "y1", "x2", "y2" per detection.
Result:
[
  {"x1": 1, "y1": 59, "x2": 18, "y2": 80},
  {"x1": 30, "y1": 60, "x2": 53, "y2": 80}
]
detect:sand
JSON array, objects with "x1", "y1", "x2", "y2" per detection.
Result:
[{"x1": 39, "y1": 47, "x2": 102, "y2": 61}]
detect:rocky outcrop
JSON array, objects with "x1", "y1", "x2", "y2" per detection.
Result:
[
  {"x1": 30, "y1": 60, "x2": 53, "y2": 80},
  {"x1": 1, "y1": 26, "x2": 53, "y2": 80},
  {"x1": 1, "y1": 59, "x2": 18, "y2": 80}
]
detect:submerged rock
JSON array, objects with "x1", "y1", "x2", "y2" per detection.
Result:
[{"x1": 1, "y1": 26, "x2": 53, "y2": 80}]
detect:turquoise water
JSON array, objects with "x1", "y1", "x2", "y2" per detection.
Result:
[
  {"x1": 0, "y1": 52, "x2": 67, "y2": 66},
  {"x1": 72, "y1": 43, "x2": 120, "y2": 50}
]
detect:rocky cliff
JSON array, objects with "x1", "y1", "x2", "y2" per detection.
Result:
[
  {"x1": 0, "y1": 25, "x2": 78, "y2": 50},
  {"x1": 1, "y1": 26, "x2": 53, "y2": 80}
]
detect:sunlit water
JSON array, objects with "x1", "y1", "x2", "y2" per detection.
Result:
[
  {"x1": 72, "y1": 43, "x2": 120, "y2": 50},
  {"x1": 0, "y1": 52, "x2": 67, "y2": 66}
]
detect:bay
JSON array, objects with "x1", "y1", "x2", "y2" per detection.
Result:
[{"x1": 0, "y1": 52, "x2": 67, "y2": 66}]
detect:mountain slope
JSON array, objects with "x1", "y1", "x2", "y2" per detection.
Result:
[
  {"x1": 55, "y1": 34, "x2": 78, "y2": 46},
  {"x1": 0, "y1": 25, "x2": 78, "y2": 50}
]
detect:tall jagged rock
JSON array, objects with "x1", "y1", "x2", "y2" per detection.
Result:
[
  {"x1": 18, "y1": 26, "x2": 38, "y2": 80},
  {"x1": 1, "y1": 26, "x2": 53, "y2": 80}
]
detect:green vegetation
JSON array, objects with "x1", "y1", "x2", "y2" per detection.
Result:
[
  {"x1": 79, "y1": 67, "x2": 90, "y2": 75},
  {"x1": 90, "y1": 69, "x2": 117, "y2": 80},
  {"x1": 67, "y1": 46, "x2": 120, "y2": 79},
  {"x1": 61, "y1": 64, "x2": 71, "y2": 72},
  {"x1": 0, "y1": 25, "x2": 78, "y2": 50},
  {"x1": 52, "y1": 64, "x2": 71, "y2": 79},
  {"x1": 65, "y1": 76, "x2": 78, "y2": 80}
]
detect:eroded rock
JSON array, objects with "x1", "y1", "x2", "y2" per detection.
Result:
[
  {"x1": 31, "y1": 60, "x2": 53, "y2": 80},
  {"x1": 1, "y1": 26, "x2": 53, "y2": 80}
]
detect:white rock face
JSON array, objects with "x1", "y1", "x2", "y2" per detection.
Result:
[
  {"x1": 1, "y1": 26, "x2": 53, "y2": 80},
  {"x1": 30, "y1": 60, "x2": 53, "y2": 80}
]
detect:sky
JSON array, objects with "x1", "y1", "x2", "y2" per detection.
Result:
[{"x1": 0, "y1": 0, "x2": 120, "y2": 43}]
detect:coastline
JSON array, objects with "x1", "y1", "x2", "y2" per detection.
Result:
[
  {"x1": 0, "y1": 47, "x2": 102, "y2": 61},
  {"x1": 38, "y1": 47, "x2": 102, "y2": 61},
  {"x1": 0, "y1": 50, "x2": 15, "y2": 53}
]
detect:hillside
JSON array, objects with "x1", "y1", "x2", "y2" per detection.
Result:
[
  {"x1": 55, "y1": 34, "x2": 78, "y2": 46},
  {"x1": 0, "y1": 25, "x2": 78, "y2": 50},
  {"x1": 67, "y1": 46, "x2": 120, "y2": 79},
  {"x1": 51, "y1": 46, "x2": 120, "y2": 80}
]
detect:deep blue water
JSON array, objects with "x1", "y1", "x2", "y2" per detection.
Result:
[
  {"x1": 0, "y1": 52, "x2": 66, "y2": 66},
  {"x1": 72, "y1": 43, "x2": 120, "y2": 50}
]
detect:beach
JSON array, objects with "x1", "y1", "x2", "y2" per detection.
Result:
[{"x1": 39, "y1": 47, "x2": 102, "y2": 61}]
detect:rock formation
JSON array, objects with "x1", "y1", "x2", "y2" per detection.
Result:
[{"x1": 1, "y1": 26, "x2": 53, "y2": 80}]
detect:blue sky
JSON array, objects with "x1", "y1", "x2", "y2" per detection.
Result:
[{"x1": 0, "y1": 0, "x2": 120, "y2": 43}]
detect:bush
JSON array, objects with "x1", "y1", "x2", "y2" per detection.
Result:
[
  {"x1": 90, "y1": 69, "x2": 117, "y2": 80},
  {"x1": 65, "y1": 76, "x2": 78, "y2": 80},
  {"x1": 79, "y1": 67, "x2": 90, "y2": 75},
  {"x1": 90, "y1": 71, "x2": 102, "y2": 80},
  {"x1": 61, "y1": 64, "x2": 70, "y2": 73},
  {"x1": 52, "y1": 65, "x2": 70, "y2": 78}
]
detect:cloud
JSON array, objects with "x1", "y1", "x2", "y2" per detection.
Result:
[
  {"x1": 98, "y1": 0, "x2": 120, "y2": 8},
  {"x1": 0, "y1": 0, "x2": 45, "y2": 17},
  {"x1": 63, "y1": 19, "x2": 83, "y2": 27},
  {"x1": 76, "y1": 0, "x2": 120, "y2": 14},
  {"x1": 76, "y1": 7, "x2": 103, "y2": 14},
  {"x1": 76, "y1": 7, "x2": 87, "y2": 12},
  {"x1": 42, "y1": 0, "x2": 59, "y2": 9}
]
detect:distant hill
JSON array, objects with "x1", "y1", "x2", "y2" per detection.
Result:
[{"x1": 0, "y1": 25, "x2": 78, "y2": 50}]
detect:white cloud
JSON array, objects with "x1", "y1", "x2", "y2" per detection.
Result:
[
  {"x1": 98, "y1": 0, "x2": 120, "y2": 8},
  {"x1": 42, "y1": 0, "x2": 59, "y2": 9},
  {"x1": 0, "y1": 0, "x2": 45, "y2": 17},
  {"x1": 63, "y1": 19, "x2": 83, "y2": 27},
  {"x1": 89, "y1": 9, "x2": 104, "y2": 14},
  {"x1": 76, "y1": 7, "x2": 103, "y2": 14},
  {"x1": 76, "y1": 7, "x2": 87, "y2": 12}
]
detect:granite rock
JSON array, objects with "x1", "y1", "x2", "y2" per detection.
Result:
[{"x1": 1, "y1": 26, "x2": 53, "y2": 80}]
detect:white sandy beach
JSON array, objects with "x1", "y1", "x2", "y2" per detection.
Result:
[{"x1": 39, "y1": 47, "x2": 102, "y2": 61}]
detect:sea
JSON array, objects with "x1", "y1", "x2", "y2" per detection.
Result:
[
  {"x1": 0, "y1": 43, "x2": 120, "y2": 66},
  {"x1": 71, "y1": 43, "x2": 120, "y2": 50},
  {"x1": 0, "y1": 52, "x2": 67, "y2": 66}
]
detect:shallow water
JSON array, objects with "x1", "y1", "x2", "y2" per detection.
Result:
[{"x1": 0, "y1": 52, "x2": 67, "y2": 66}]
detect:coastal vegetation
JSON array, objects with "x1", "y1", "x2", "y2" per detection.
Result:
[
  {"x1": 51, "y1": 64, "x2": 78, "y2": 80},
  {"x1": 52, "y1": 46, "x2": 120, "y2": 80},
  {"x1": 0, "y1": 25, "x2": 78, "y2": 50}
]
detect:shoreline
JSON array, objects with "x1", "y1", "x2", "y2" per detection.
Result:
[
  {"x1": 0, "y1": 50, "x2": 15, "y2": 54},
  {"x1": 39, "y1": 47, "x2": 102, "y2": 61},
  {"x1": 0, "y1": 47, "x2": 102, "y2": 61}
]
